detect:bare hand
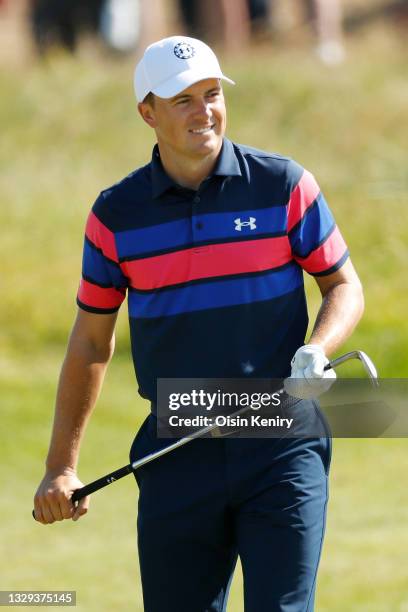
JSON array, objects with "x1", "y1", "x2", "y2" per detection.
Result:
[{"x1": 33, "y1": 469, "x2": 89, "y2": 524}]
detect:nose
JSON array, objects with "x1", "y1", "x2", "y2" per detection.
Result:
[{"x1": 192, "y1": 97, "x2": 212, "y2": 119}]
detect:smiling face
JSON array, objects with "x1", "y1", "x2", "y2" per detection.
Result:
[{"x1": 138, "y1": 78, "x2": 227, "y2": 163}]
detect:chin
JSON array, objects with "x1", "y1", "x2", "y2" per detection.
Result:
[{"x1": 195, "y1": 134, "x2": 222, "y2": 156}]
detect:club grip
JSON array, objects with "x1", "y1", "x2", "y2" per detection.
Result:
[{"x1": 71, "y1": 464, "x2": 133, "y2": 501}]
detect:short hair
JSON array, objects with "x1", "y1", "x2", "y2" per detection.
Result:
[{"x1": 143, "y1": 92, "x2": 155, "y2": 107}]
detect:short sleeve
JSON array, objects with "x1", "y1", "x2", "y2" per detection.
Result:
[
  {"x1": 77, "y1": 205, "x2": 127, "y2": 314},
  {"x1": 287, "y1": 167, "x2": 349, "y2": 276}
]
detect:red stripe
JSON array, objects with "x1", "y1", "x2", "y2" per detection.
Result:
[
  {"x1": 85, "y1": 212, "x2": 118, "y2": 263},
  {"x1": 123, "y1": 237, "x2": 292, "y2": 290},
  {"x1": 77, "y1": 279, "x2": 125, "y2": 309},
  {"x1": 287, "y1": 170, "x2": 320, "y2": 232},
  {"x1": 296, "y1": 226, "x2": 347, "y2": 273}
]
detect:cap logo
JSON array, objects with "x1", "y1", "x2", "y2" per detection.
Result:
[{"x1": 174, "y1": 42, "x2": 196, "y2": 60}]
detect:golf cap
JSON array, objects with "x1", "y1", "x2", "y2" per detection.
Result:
[{"x1": 134, "y1": 35, "x2": 235, "y2": 102}]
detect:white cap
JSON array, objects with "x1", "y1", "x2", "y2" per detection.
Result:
[{"x1": 134, "y1": 36, "x2": 235, "y2": 102}]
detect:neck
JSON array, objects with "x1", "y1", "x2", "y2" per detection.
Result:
[{"x1": 157, "y1": 141, "x2": 222, "y2": 191}]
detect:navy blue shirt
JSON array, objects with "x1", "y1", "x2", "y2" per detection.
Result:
[{"x1": 78, "y1": 138, "x2": 348, "y2": 402}]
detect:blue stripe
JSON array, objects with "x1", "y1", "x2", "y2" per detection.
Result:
[
  {"x1": 116, "y1": 206, "x2": 287, "y2": 260},
  {"x1": 289, "y1": 194, "x2": 335, "y2": 258},
  {"x1": 128, "y1": 264, "x2": 303, "y2": 318},
  {"x1": 116, "y1": 219, "x2": 190, "y2": 260},
  {"x1": 83, "y1": 240, "x2": 127, "y2": 288}
]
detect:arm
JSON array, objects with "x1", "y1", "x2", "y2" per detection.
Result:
[
  {"x1": 284, "y1": 258, "x2": 364, "y2": 399},
  {"x1": 308, "y1": 258, "x2": 364, "y2": 354},
  {"x1": 285, "y1": 164, "x2": 363, "y2": 393},
  {"x1": 33, "y1": 308, "x2": 118, "y2": 524}
]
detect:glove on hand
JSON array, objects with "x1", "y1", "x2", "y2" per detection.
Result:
[{"x1": 284, "y1": 344, "x2": 336, "y2": 400}]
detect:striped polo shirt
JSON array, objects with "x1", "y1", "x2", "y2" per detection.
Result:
[{"x1": 77, "y1": 138, "x2": 349, "y2": 403}]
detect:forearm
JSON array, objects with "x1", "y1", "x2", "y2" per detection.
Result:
[
  {"x1": 308, "y1": 280, "x2": 364, "y2": 356},
  {"x1": 284, "y1": 262, "x2": 364, "y2": 400},
  {"x1": 45, "y1": 331, "x2": 114, "y2": 474}
]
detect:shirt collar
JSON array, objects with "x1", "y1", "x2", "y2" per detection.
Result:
[
  {"x1": 151, "y1": 145, "x2": 177, "y2": 199},
  {"x1": 151, "y1": 137, "x2": 242, "y2": 199},
  {"x1": 212, "y1": 137, "x2": 242, "y2": 178}
]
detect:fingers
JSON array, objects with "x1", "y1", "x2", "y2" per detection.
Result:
[
  {"x1": 33, "y1": 504, "x2": 44, "y2": 523},
  {"x1": 284, "y1": 372, "x2": 336, "y2": 399},
  {"x1": 61, "y1": 499, "x2": 75, "y2": 520},
  {"x1": 72, "y1": 496, "x2": 90, "y2": 522},
  {"x1": 34, "y1": 492, "x2": 75, "y2": 524},
  {"x1": 42, "y1": 502, "x2": 61, "y2": 524}
]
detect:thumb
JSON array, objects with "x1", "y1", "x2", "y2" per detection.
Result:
[{"x1": 72, "y1": 496, "x2": 90, "y2": 522}]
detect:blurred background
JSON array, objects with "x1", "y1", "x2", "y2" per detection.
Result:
[{"x1": 1, "y1": 0, "x2": 407, "y2": 610}]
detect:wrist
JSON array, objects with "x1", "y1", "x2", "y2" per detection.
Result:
[
  {"x1": 303, "y1": 343, "x2": 324, "y2": 350},
  {"x1": 304, "y1": 342, "x2": 326, "y2": 355},
  {"x1": 45, "y1": 463, "x2": 77, "y2": 477}
]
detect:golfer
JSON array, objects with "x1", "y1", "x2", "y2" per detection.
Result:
[{"x1": 34, "y1": 36, "x2": 364, "y2": 611}]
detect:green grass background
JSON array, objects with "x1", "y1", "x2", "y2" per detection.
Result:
[{"x1": 1, "y1": 21, "x2": 407, "y2": 611}]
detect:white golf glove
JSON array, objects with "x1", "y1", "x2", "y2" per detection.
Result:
[{"x1": 284, "y1": 344, "x2": 336, "y2": 400}]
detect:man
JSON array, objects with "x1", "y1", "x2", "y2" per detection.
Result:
[{"x1": 34, "y1": 36, "x2": 364, "y2": 611}]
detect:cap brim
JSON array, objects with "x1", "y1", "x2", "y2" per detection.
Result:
[{"x1": 151, "y1": 69, "x2": 235, "y2": 99}]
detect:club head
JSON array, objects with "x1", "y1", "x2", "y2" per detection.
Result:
[
  {"x1": 329, "y1": 351, "x2": 379, "y2": 387},
  {"x1": 354, "y1": 351, "x2": 379, "y2": 386}
]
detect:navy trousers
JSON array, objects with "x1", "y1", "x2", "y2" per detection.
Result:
[{"x1": 130, "y1": 407, "x2": 331, "y2": 612}]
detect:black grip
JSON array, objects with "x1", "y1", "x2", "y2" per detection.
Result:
[
  {"x1": 71, "y1": 464, "x2": 133, "y2": 501},
  {"x1": 32, "y1": 463, "x2": 133, "y2": 520}
]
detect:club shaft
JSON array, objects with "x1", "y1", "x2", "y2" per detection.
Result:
[{"x1": 129, "y1": 398, "x2": 272, "y2": 473}]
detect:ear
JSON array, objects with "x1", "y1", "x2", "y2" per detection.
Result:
[{"x1": 138, "y1": 102, "x2": 156, "y2": 128}]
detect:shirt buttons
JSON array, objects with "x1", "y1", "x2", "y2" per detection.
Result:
[
  {"x1": 193, "y1": 195, "x2": 200, "y2": 204},
  {"x1": 196, "y1": 221, "x2": 203, "y2": 230}
]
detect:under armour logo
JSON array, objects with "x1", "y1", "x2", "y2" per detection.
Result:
[
  {"x1": 107, "y1": 476, "x2": 116, "y2": 484},
  {"x1": 234, "y1": 217, "x2": 256, "y2": 231}
]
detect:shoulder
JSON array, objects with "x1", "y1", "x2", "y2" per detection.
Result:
[
  {"x1": 231, "y1": 141, "x2": 307, "y2": 194},
  {"x1": 90, "y1": 162, "x2": 152, "y2": 229}
]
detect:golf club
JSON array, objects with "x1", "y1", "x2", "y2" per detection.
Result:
[{"x1": 32, "y1": 349, "x2": 378, "y2": 519}]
